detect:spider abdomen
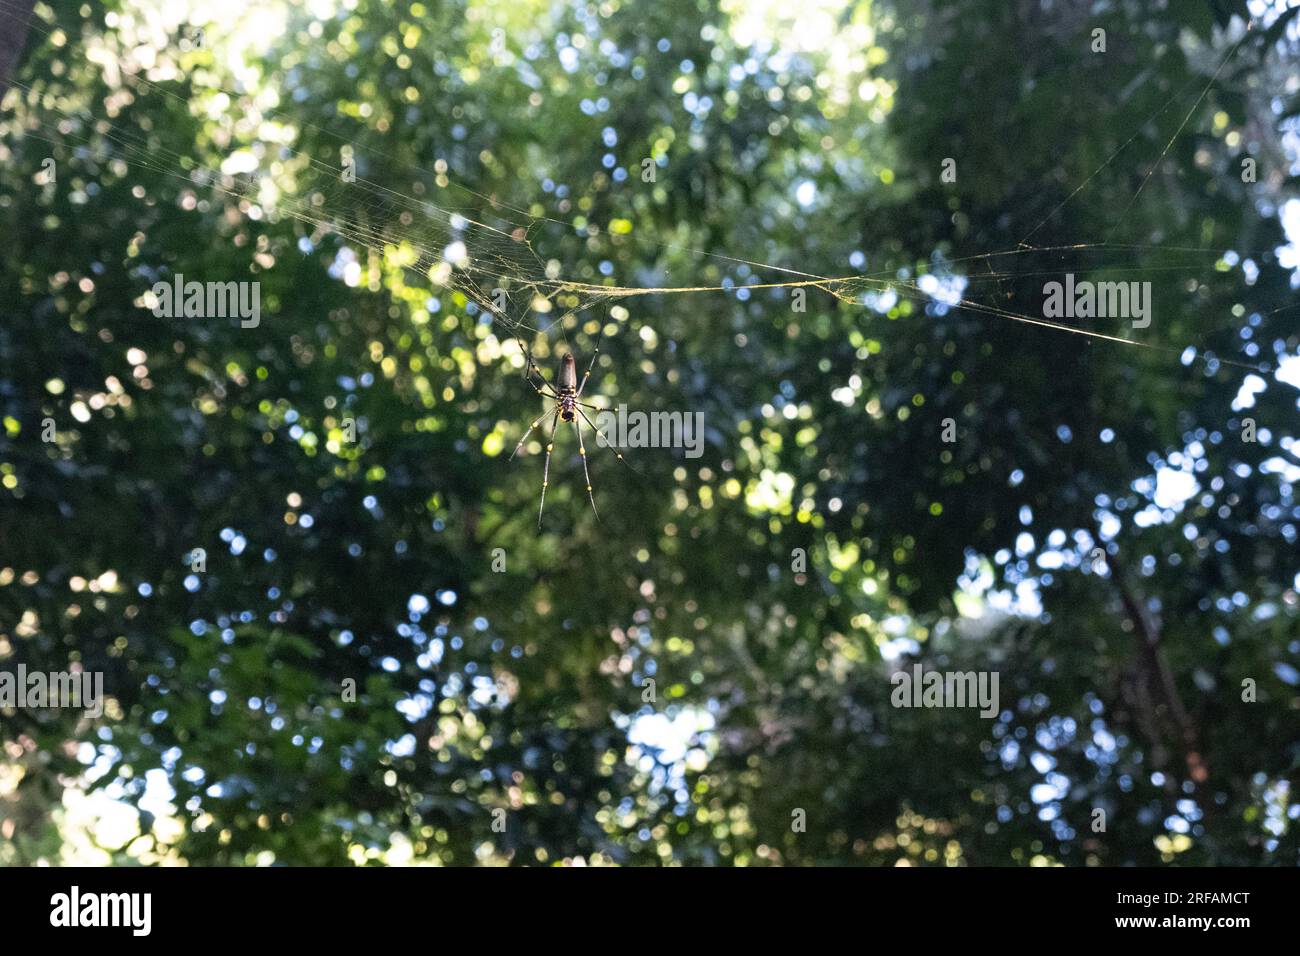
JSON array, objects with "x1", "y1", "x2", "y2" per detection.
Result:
[
  {"x1": 559, "y1": 353, "x2": 577, "y2": 389},
  {"x1": 558, "y1": 353, "x2": 578, "y2": 421}
]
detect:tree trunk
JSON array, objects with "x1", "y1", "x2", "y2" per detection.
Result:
[
  {"x1": 1103, "y1": 548, "x2": 1214, "y2": 835},
  {"x1": 0, "y1": 0, "x2": 37, "y2": 102}
]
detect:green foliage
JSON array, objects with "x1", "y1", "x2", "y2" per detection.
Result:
[{"x1": 1, "y1": 0, "x2": 1297, "y2": 865}]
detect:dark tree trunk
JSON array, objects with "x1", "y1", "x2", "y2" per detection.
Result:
[{"x1": 0, "y1": 0, "x2": 37, "y2": 102}]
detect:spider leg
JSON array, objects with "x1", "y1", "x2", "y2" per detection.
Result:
[
  {"x1": 518, "y1": 336, "x2": 560, "y2": 398},
  {"x1": 503, "y1": 318, "x2": 559, "y2": 398},
  {"x1": 575, "y1": 312, "x2": 607, "y2": 398},
  {"x1": 524, "y1": 367, "x2": 559, "y2": 400},
  {"x1": 573, "y1": 416, "x2": 599, "y2": 521},
  {"x1": 511, "y1": 401, "x2": 556, "y2": 462},
  {"x1": 577, "y1": 408, "x2": 640, "y2": 474},
  {"x1": 576, "y1": 346, "x2": 599, "y2": 398},
  {"x1": 537, "y1": 408, "x2": 560, "y2": 528}
]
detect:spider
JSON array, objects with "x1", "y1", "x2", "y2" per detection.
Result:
[{"x1": 509, "y1": 337, "x2": 631, "y2": 527}]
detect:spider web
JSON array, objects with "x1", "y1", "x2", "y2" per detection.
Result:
[{"x1": 2, "y1": 0, "x2": 1296, "y2": 379}]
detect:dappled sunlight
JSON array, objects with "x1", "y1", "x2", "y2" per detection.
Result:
[{"x1": 1, "y1": 0, "x2": 1298, "y2": 870}]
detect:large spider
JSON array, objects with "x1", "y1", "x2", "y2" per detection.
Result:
[{"x1": 509, "y1": 338, "x2": 631, "y2": 526}]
